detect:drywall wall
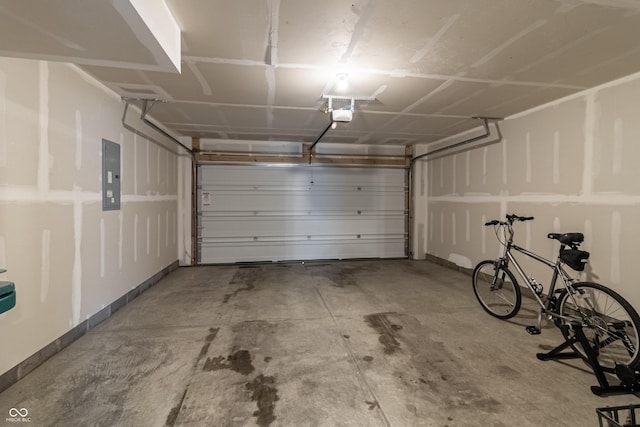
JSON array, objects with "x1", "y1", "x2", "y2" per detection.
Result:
[
  {"x1": 0, "y1": 57, "x2": 180, "y2": 377},
  {"x1": 413, "y1": 71, "x2": 640, "y2": 310}
]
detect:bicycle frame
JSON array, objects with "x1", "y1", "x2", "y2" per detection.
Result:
[{"x1": 495, "y1": 226, "x2": 577, "y2": 319}]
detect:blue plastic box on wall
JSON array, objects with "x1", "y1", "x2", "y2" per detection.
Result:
[{"x1": 0, "y1": 276, "x2": 16, "y2": 314}]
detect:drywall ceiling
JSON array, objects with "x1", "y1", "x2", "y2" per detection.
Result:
[
  {"x1": 1, "y1": 0, "x2": 640, "y2": 146},
  {"x1": 0, "y1": 0, "x2": 180, "y2": 72}
]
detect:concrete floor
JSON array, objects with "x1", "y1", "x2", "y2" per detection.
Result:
[{"x1": 0, "y1": 259, "x2": 638, "y2": 426}]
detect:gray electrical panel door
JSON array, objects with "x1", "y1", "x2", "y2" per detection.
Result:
[{"x1": 102, "y1": 139, "x2": 121, "y2": 211}]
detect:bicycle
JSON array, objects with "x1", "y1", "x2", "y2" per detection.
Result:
[{"x1": 472, "y1": 214, "x2": 640, "y2": 373}]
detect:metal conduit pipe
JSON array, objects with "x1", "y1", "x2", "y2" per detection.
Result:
[
  {"x1": 410, "y1": 117, "x2": 501, "y2": 167},
  {"x1": 406, "y1": 116, "x2": 503, "y2": 259},
  {"x1": 121, "y1": 98, "x2": 197, "y2": 263},
  {"x1": 121, "y1": 97, "x2": 194, "y2": 156},
  {"x1": 140, "y1": 100, "x2": 194, "y2": 155}
]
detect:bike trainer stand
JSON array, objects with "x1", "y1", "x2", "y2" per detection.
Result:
[{"x1": 536, "y1": 322, "x2": 640, "y2": 396}]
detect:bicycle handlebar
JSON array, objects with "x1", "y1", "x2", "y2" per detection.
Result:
[
  {"x1": 484, "y1": 214, "x2": 534, "y2": 226},
  {"x1": 506, "y1": 214, "x2": 534, "y2": 223}
]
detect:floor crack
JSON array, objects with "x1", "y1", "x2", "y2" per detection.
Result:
[{"x1": 314, "y1": 287, "x2": 392, "y2": 427}]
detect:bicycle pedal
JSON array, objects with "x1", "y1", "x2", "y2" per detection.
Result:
[{"x1": 526, "y1": 326, "x2": 541, "y2": 335}]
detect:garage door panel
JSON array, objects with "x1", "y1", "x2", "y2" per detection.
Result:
[
  {"x1": 197, "y1": 165, "x2": 407, "y2": 263},
  {"x1": 199, "y1": 215, "x2": 405, "y2": 237},
  {"x1": 199, "y1": 166, "x2": 402, "y2": 186},
  {"x1": 199, "y1": 193, "x2": 405, "y2": 212},
  {"x1": 198, "y1": 239, "x2": 406, "y2": 264}
]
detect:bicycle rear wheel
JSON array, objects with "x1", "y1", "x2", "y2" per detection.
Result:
[
  {"x1": 557, "y1": 282, "x2": 640, "y2": 372},
  {"x1": 472, "y1": 260, "x2": 521, "y2": 319}
]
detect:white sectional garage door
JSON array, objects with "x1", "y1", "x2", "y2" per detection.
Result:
[{"x1": 197, "y1": 164, "x2": 407, "y2": 263}]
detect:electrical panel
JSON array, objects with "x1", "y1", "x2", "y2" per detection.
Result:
[{"x1": 102, "y1": 139, "x2": 121, "y2": 211}]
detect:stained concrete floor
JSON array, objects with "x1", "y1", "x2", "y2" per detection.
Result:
[{"x1": 1, "y1": 259, "x2": 638, "y2": 426}]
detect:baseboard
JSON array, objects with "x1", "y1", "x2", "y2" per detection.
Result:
[
  {"x1": 0, "y1": 260, "x2": 179, "y2": 394},
  {"x1": 424, "y1": 253, "x2": 473, "y2": 276}
]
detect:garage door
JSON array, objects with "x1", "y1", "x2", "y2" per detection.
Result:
[{"x1": 197, "y1": 164, "x2": 407, "y2": 264}]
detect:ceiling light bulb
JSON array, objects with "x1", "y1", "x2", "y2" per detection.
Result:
[{"x1": 331, "y1": 121, "x2": 337, "y2": 129}]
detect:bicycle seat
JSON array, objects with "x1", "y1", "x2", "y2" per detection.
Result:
[{"x1": 547, "y1": 232, "x2": 584, "y2": 245}]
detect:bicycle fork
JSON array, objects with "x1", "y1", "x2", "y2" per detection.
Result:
[{"x1": 490, "y1": 260, "x2": 507, "y2": 290}]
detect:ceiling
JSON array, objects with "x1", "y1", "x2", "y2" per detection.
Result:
[{"x1": 2, "y1": 0, "x2": 640, "y2": 146}]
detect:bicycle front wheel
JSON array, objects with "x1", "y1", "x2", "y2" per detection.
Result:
[
  {"x1": 558, "y1": 282, "x2": 640, "y2": 371},
  {"x1": 472, "y1": 260, "x2": 521, "y2": 319}
]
